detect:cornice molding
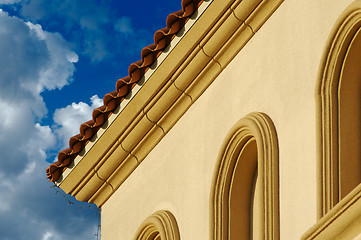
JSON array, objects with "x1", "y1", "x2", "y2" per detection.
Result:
[{"x1": 57, "y1": 0, "x2": 283, "y2": 207}]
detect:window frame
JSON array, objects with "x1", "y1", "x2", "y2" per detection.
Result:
[
  {"x1": 134, "y1": 210, "x2": 180, "y2": 240},
  {"x1": 316, "y1": 0, "x2": 361, "y2": 217},
  {"x1": 210, "y1": 112, "x2": 279, "y2": 240}
]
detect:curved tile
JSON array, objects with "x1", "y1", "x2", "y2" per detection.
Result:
[{"x1": 46, "y1": 0, "x2": 203, "y2": 182}]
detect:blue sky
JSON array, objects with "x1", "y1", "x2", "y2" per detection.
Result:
[{"x1": 0, "y1": 0, "x2": 181, "y2": 239}]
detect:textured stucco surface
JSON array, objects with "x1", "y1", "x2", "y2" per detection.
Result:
[{"x1": 101, "y1": 0, "x2": 356, "y2": 239}]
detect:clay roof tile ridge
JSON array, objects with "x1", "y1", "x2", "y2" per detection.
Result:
[{"x1": 46, "y1": 0, "x2": 203, "y2": 182}]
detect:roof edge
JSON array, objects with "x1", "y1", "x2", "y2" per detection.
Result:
[
  {"x1": 57, "y1": 0, "x2": 283, "y2": 207},
  {"x1": 46, "y1": 0, "x2": 205, "y2": 182},
  {"x1": 56, "y1": 0, "x2": 214, "y2": 188}
]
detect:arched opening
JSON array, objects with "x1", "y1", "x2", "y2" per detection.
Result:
[
  {"x1": 134, "y1": 210, "x2": 180, "y2": 240},
  {"x1": 337, "y1": 27, "x2": 361, "y2": 199},
  {"x1": 317, "y1": 0, "x2": 361, "y2": 216},
  {"x1": 229, "y1": 138, "x2": 259, "y2": 239},
  {"x1": 144, "y1": 232, "x2": 161, "y2": 240},
  {"x1": 211, "y1": 112, "x2": 279, "y2": 240}
]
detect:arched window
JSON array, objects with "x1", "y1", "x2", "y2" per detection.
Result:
[
  {"x1": 134, "y1": 210, "x2": 180, "y2": 240},
  {"x1": 317, "y1": 0, "x2": 361, "y2": 216},
  {"x1": 211, "y1": 112, "x2": 279, "y2": 239}
]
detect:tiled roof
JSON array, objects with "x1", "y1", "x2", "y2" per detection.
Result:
[{"x1": 46, "y1": 0, "x2": 203, "y2": 182}]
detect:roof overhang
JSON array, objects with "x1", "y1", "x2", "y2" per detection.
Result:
[{"x1": 56, "y1": 0, "x2": 283, "y2": 207}]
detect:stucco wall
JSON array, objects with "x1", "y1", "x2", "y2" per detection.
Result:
[{"x1": 101, "y1": 0, "x2": 356, "y2": 239}]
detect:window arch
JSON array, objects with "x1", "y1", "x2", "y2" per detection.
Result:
[
  {"x1": 211, "y1": 112, "x2": 279, "y2": 239},
  {"x1": 134, "y1": 210, "x2": 180, "y2": 240},
  {"x1": 317, "y1": 0, "x2": 361, "y2": 217}
]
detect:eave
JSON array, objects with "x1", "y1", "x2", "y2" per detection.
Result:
[{"x1": 56, "y1": 0, "x2": 283, "y2": 207}]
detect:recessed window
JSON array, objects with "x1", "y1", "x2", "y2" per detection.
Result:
[
  {"x1": 211, "y1": 112, "x2": 279, "y2": 239},
  {"x1": 229, "y1": 138, "x2": 259, "y2": 239},
  {"x1": 317, "y1": 1, "x2": 361, "y2": 216},
  {"x1": 134, "y1": 210, "x2": 180, "y2": 240}
]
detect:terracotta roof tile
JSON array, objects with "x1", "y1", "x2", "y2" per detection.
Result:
[{"x1": 46, "y1": 0, "x2": 204, "y2": 182}]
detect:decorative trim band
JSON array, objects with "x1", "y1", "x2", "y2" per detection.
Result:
[{"x1": 57, "y1": 0, "x2": 283, "y2": 207}]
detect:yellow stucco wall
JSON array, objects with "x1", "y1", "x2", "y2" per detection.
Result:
[{"x1": 101, "y1": 0, "x2": 356, "y2": 239}]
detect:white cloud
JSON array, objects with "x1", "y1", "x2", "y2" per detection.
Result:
[
  {"x1": 53, "y1": 95, "x2": 103, "y2": 148},
  {"x1": 20, "y1": 0, "x2": 113, "y2": 62},
  {"x1": 42, "y1": 231, "x2": 53, "y2": 240},
  {"x1": 0, "y1": 100, "x2": 25, "y2": 130},
  {"x1": 23, "y1": 123, "x2": 57, "y2": 162},
  {"x1": 0, "y1": 10, "x2": 97, "y2": 240},
  {"x1": 17, "y1": 0, "x2": 153, "y2": 63},
  {"x1": 90, "y1": 94, "x2": 103, "y2": 108},
  {"x1": 83, "y1": 37, "x2": 108, "y2": 62},
  {"x1": 0, "y1": 156, "x2": 99, "y2": 240},
  {"x1": 26, "y1": 22, "x2": 78, "y2": 93},
  {"x1": 0, "y1": 10, "x2": 77, "y2": 117},
  {"x1": 114, "y1": 16, "x2": 133, "y2": 35},
  {"x1": 0, "y1": 0, "x2": 21, "y2": 4},
  {"x1": 0, "y1": 10, "x2": 76, "y2": 175}
]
